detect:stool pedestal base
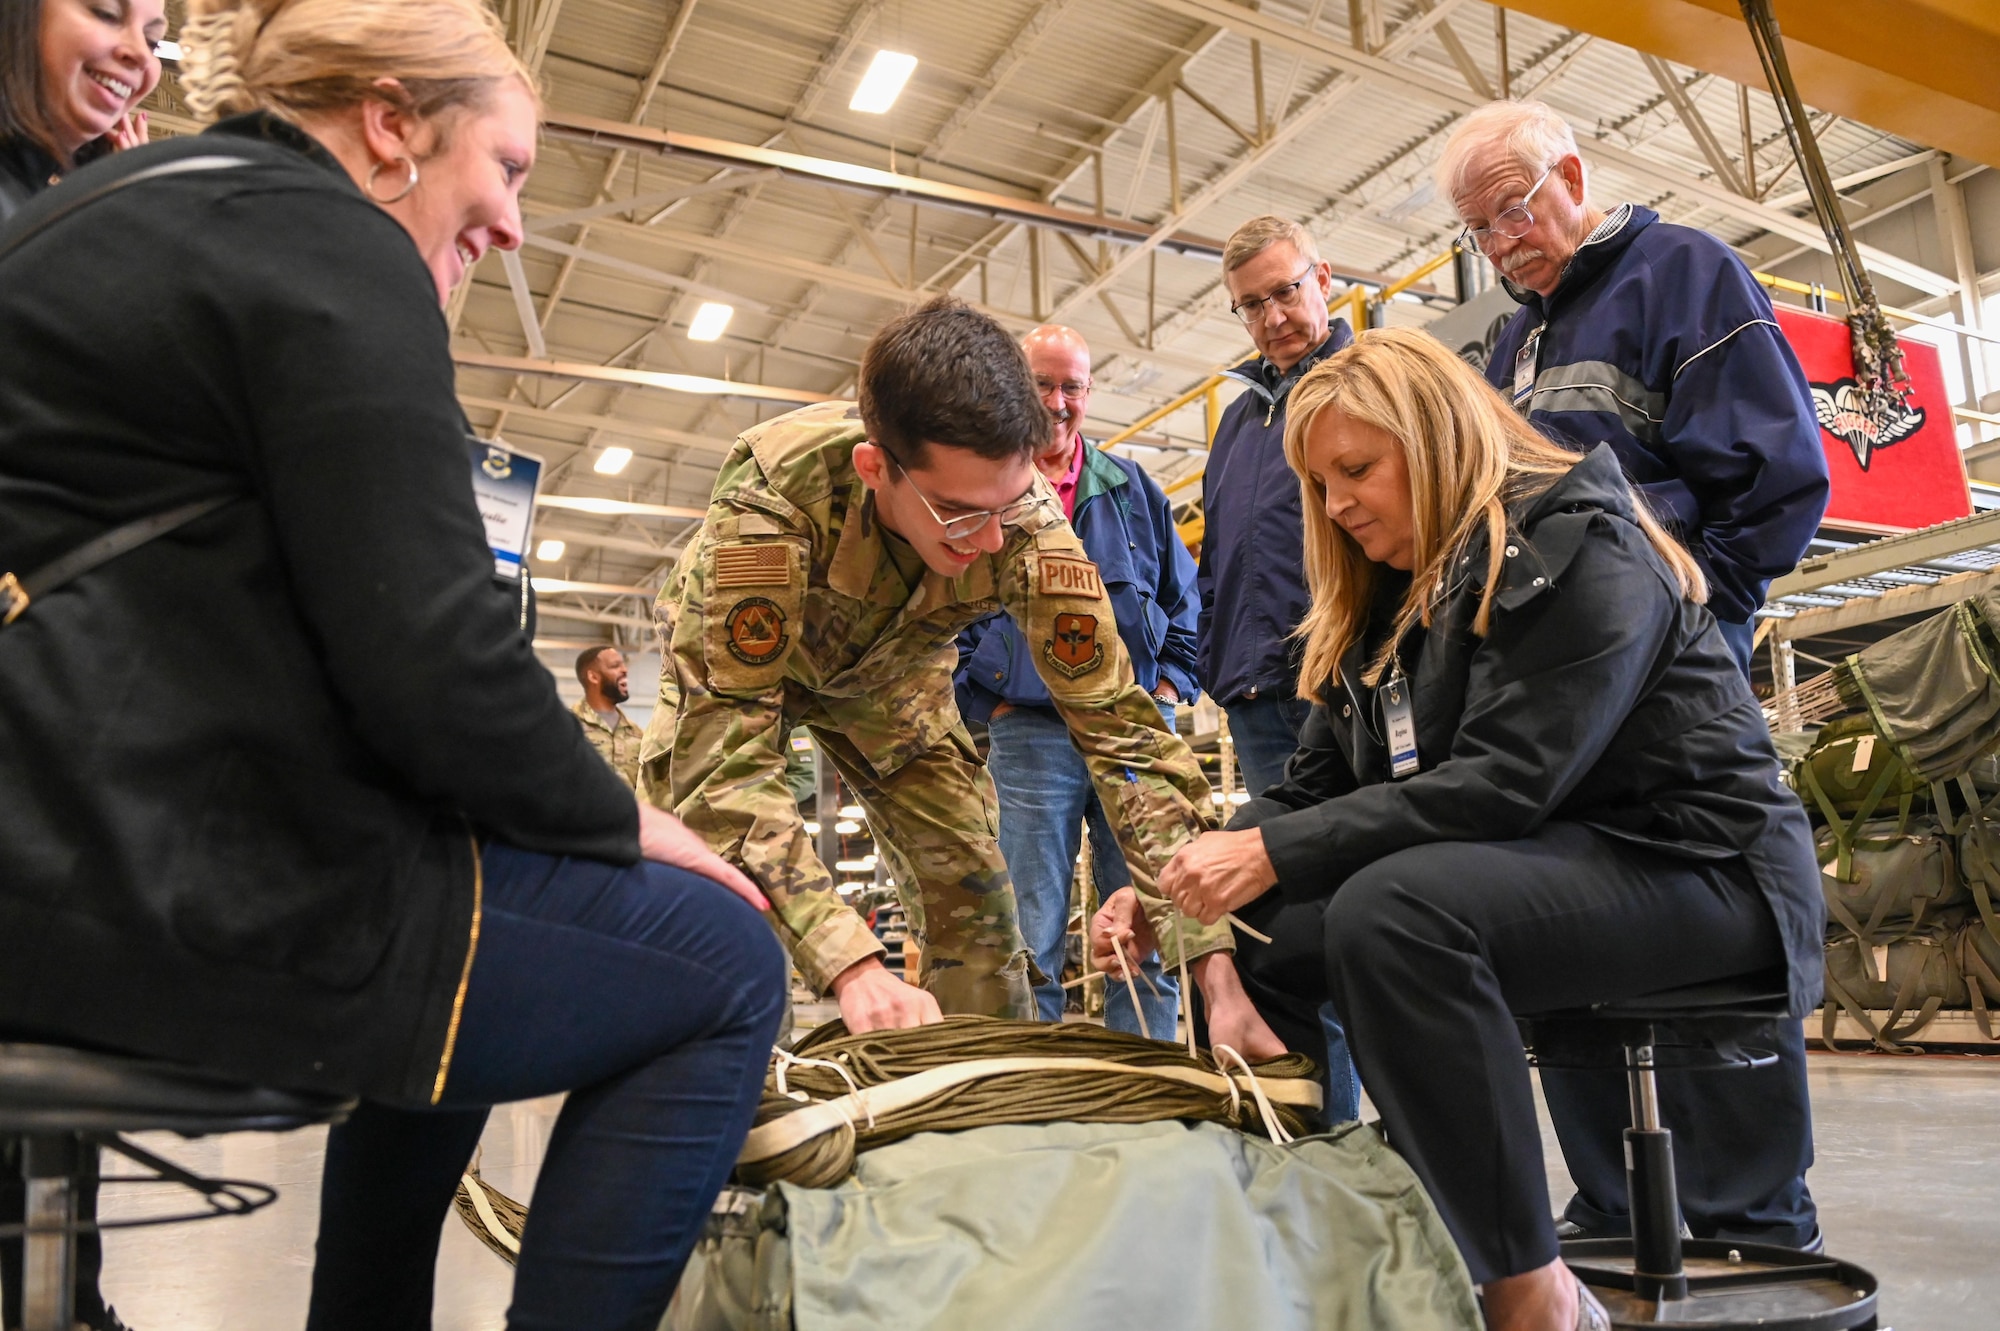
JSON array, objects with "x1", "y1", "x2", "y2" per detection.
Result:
[{"x1": 1565, "y1": 1238, "x2": 1879, "y2": 1330}]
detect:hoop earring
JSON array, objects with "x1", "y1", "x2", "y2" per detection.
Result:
[{"x1": 365, "y1": 155, "x2": 420, "y2": 204}]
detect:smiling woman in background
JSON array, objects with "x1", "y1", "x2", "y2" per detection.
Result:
[
  {"x1": 0, "y1": 6, "x2": 163, "y2": 1327},
  {"x1": 0, "y1": 0, "x2": 163, "y2": 223},
  {"x1": 0, "y1": 2, "x2": 788, "y2": 1327}
]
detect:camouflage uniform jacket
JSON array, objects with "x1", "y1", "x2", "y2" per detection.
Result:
[
  {"x1": 642, "y1": 401, "x2": 1230, "y2": 992},
  {"x1": 571, "y1": 697, "x2": 643, "y2": 790}
]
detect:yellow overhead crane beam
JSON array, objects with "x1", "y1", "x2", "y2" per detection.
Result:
[{"x1": 1498, "y1": 0, "x2": 2000, "y2": 168}]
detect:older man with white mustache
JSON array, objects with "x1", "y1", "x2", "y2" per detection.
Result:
[
  {"x1": 1441, "y1": 98, "x2": 1829, "y2": 1265},
  {"x1": 1442, "y1": 100, "x2": 1827, "y2": 673}
]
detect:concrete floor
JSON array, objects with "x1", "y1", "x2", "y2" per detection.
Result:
[{"x1": 84, "y1": 1047, "x2": 1997, "y2": 1330}]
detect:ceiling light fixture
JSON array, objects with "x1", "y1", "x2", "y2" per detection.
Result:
[
  {"x1": 534, "y1": 538, "x2": 566, "y2": 561},
  {"x1": 687, "y1": 301, "x2": 734, "y2": 342},
  {"x1": 850, "y1": 50, "x2": 917, "y2": 114},
  {"x1": 834, "y1": 820, "x2": 862, "y2": 835},
  {"x1": 593, "y1": 446, "x2": 633, "y2": 475}
]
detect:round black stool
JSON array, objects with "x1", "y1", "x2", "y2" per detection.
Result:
[
  {"x1": 1519, "y1": 974, "x2": 1880, "y2": 1330},
  {"x1": 0, "y1": 1042, "x2": 353, "y2": 1331}
]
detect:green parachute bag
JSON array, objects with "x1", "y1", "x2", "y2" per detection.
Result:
[
  {"x1": 1940, "y1": 773, "x2": 2000, "y2": 957},
  {"x1": 1794, "y1": 715, "x2": 1928, "y2": 879},
  {"x1": 1957, "y1": 918, "x2": 2000, "y2": 1041},
  {"x1": 1822, "y1": 916, "x2": 1969, "y2": 1053},
  {"x1": 665, "y1": 1121, "x2": 1482, "y2": 1331},
  {"x1": 1815, "y1": 817, "x2": 1965, "y2": 947},
  {"x1": 1845, "y1": 593, "x2": 2000, "y2": 783}
]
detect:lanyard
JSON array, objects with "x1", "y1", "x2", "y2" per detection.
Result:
[{"x1": 1379, "y1": 656, "x2": 1420, "y2": 779}]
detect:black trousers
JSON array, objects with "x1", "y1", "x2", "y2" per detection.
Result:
[
  {"x1": 1540, "y1": 1026, "x2": 1815, "y2": 1244},
  {"x1": 1229, "y1": 821, "x2": 1801, "y2": 1285}
]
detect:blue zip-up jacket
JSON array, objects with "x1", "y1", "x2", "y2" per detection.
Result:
[
  {"x1": 1196, "y1": 321, "x2": 1354, "y2": 705},
  {"x1": 1484, "y1": 204, "x2": 1829, "y2": 624},
  {"x1": 955, "y1": 442, "x2": 1200, "y2": 721}
]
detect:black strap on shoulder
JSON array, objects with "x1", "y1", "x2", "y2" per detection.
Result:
[
  {"x1": 1, "y1": 152, "x2": 257, "y2": 627},
  {"x1": 0, "y1": 153, "x2": 251, "y2": 266},
  {"x1": 3, "y1": 494, "x2": 242, "y2": 627}
]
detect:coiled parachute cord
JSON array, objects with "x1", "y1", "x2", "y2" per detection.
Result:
[{"x1": 735, "y1": 1016, "x2": 1322, "y2": 1189}]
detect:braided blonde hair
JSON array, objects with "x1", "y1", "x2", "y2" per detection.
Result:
[{"x1": 179, "y1": 0, "x2": 534, "y2": 127}]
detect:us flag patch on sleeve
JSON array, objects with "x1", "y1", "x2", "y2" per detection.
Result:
[{"x1": 714, "y1": 542, "x2": 792, "y2": 589}]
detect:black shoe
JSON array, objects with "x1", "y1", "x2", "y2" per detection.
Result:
[{"x1": 83, "y1": 1306, "x2": 132, "y2": 1331}]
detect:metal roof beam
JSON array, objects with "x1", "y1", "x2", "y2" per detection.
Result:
[
  {"x1": 1639, "y1": 55, "x2": 1747, "y2": 197},
  {"x1": 457, "y1": 352, "x2": 824, "y2": 406},
  {"x1": 531, "y1": 523, "x2": 688, "y2": 560},
  {"x1": 455, "y1": 393, "x2": 738, "y2": 454},
  {"x1": 539, "y1": 111, "x2": 1232, "y2": 260},
  {"x1": 518, "y1": 203, "x2": 1229, "y2": 377},
  {"x1": 1048, "y1": 0, "x2": 1470, "y2": 323},
  {"x1": 1133, "y1": 0, "x2": 1958, "y2": 298}
]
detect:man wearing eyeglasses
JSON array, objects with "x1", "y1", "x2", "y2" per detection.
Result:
[
  {"x1": 1194, "y1": 214, "x2": 1360, "y2": 1119},
  {"x1": 954, "y1": 325, "x2": 1202, "y2": 1039},
  {"x1": 642, "y1": 299, "x2": 1231, "y2": 1035},
  {"x1": 1440, "y1": 100, "x2": 1826, "y2": 1256},
  {"x1": 1442, "y1": 100, "x2": 1827, "y2": 675}
]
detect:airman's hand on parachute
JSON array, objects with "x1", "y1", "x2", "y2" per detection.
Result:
[
  {"x1": 1089, "y1": 886, "x2": 1160, "y2": 978},
  {"x1": 831, "y1": 957, "x2": 944, "y2": 1032}
]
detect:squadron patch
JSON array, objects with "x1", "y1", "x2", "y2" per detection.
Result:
[
  {"x1": 1038, "y1": 553, "x2": 1105, "y2": 600},
  {"x1": 725, "y1": 597, "x2": 789, "y2": 666},
  {"x1": 714, "y1": 541, "x2": 791, "y2": 589},
  {"x1": 1044, "y1": 612, "x2": 1104, "y2": 678}
]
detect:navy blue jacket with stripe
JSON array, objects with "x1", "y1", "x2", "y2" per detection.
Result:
[
  {"x1": 1483, "y1": 204, "x2": 1829, "y2": 624},
  {"x1": 1196, "y1": 320, "x2": 1355, "y2": 706}
]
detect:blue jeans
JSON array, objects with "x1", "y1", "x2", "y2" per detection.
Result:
[
  {"x1": 986, "y1": 703, "x2": 1180, "y2": 1040},
  {"x1": 1226, "y1": 694, "x2": 1362, "y2": 1123},
  {"x1": 305, "y1": 843, "x2": 789, "y2": 1331}
]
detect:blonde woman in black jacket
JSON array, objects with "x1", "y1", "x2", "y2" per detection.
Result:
[
  {"x1": 1093, "y1": 329, "x2": 1823, "y2": 1331},
  {"x1": 0, "y1": 2, "x2": 787, "y2": 1327}
]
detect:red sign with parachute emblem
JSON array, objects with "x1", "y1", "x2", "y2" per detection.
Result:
[{"x1": 1772, "y1": 304, "x2": 1970, "y2": 533}]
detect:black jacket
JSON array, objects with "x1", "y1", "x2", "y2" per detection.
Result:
[
  {"x1": 1195, "y1": 323, "x2": 1353, "y2": 705},
  {"x1": 0, "y1": 135, "x2": 60, "y2": 226},
  {"x1": 1230, "y1": 446, "x2": 1825, "y2": 1017},
  {"x1": 0, "y1": 114, "x2": 640, "y2": 1104}
]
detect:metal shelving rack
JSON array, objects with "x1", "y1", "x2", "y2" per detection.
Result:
[
  {"x1": 1761, "y1": 498, "x2": 2000, "y2": 1050},
  {"x1": 1763, "y1": 498, "x2": 2000, "y2": 725}
]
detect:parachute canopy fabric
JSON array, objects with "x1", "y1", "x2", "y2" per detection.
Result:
[
  {"x1": 670, "y1": 1120, "x2": 1482, "y2": 1331},
  {"x1": 1848, "y1": 592, "x2": 2000, "y2": 783},
  {"x1": 738, "y1": 1016, "x2": 1323, "y2": 1189}
]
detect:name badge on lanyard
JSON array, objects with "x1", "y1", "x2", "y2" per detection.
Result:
[
  {"x1": 1511, "y1": 325, "x2": 1543, "y2": 408},
  {"x1": 1381, "y1": 674, "x2": 1420, "y2": 779}
]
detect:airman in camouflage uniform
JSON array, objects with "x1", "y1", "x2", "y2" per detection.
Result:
[
  {"x1": 642, "y1": 400, "x2": 1233, "y2": 1018},
  {"x1": 571, "y1": 696, "x2": 643, "y2": 790}
]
